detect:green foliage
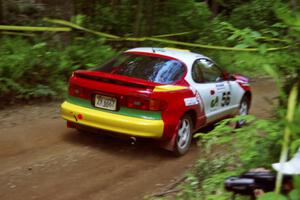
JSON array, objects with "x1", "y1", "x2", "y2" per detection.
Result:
[
  {"x1": 174, "y1": 82, "x2": 300, "y2": 200},
  {"x1": 229, "y1": 0, "x2": 278, "y2": 29},
  {"x1": 258, "y1": 192, "x2": 287, "y2": 200},
  {"x1": 71, "y1": 14, "x2": 86, "y2": 26},
  {"x1": 1, "y1": 1, "x2": 300, "y2": 200},
  {"x1": 258, "y1": 177, "x2": 300, "y2": 200},
  {"x1": 0, "y1": 36, "x2": 116, "y2": 105},
  {"x1": 176, "y1": 173, "x2": 201, "y2": 200},
  {"x1": 172, "y1": 109, "x2": 300, "y2": 199},
  {"x1": 198, "y1": 115, "x2": 282, "y2": 167},
  {"x1": 175, "y1": 57, "x2": 300, "y2": 199},
  {"x1": 274, "y1": 2, "x2": 300, "y2": 28}
]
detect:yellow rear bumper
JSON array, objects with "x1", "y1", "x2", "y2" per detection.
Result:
[{"x1": 61, "y1": 101, "x2": 164, "y2": 138}]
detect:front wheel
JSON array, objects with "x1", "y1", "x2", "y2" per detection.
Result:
[
  {"x1": 174, "y1": 115, "x2": 193, "y2": 156},
  {"x1": 236, "y1": 95, "x2": 249, "y2": 128}
]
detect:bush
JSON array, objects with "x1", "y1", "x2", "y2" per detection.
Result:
[
  {"x1": 168, "y1": 115, "x2": 285, "y2": 200},
  {"x1": 229, "y1": 0, "x2": 278, "y2": 29},
  {"x1": 0, "y1": 36, "x2": 116, "y2": 106}
]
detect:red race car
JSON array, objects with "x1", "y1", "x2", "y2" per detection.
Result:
[{"x1": 61, "y1": 47, "x2": 251, "y2": 155}]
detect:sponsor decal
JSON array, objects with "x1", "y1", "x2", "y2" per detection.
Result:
[
  {"x1": 154, "y1": 85, "x2": 187, "y2": 92},
  {"x1": 190, "y1": 86, "x2": 197, "y2": 94},
  {"x1": 216, "y1": 83, "x2": 225, "y2": 91},
  {"x1": 210, "y1": 96, "x2": 219, "y2": 108},
  {"x1": 184, "y1": 97, "x2": 198, "y2": 106},
  {"x1": 189, "y1": 86, "x2": 204, "y2": 112}
]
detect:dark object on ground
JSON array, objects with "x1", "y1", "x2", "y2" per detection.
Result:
[{"x1": 225, "y1": 171, "x2": 292, "y2": 198}]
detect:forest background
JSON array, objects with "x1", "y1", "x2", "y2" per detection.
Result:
[{"x1": 0, "y1": 0, "x2": 299, "y2": 199}]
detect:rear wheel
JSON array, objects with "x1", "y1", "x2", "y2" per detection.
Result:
[{"x1": 174, "y1": 115, "x2": 193, "y2": 156}]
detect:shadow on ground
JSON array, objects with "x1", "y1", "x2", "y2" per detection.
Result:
[{"x1": 62, "y1": 128, "x2": 199, "y2": 159}]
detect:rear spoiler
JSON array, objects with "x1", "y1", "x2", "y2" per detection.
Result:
[{"x1": 73, "y1": 70, "x2": 161, "y2": 89}]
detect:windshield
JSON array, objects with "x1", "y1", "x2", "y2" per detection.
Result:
[{"x1": 94, "y1": 53, "x2": 186, "y2": 84}]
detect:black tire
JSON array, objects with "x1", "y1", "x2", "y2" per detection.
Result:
[
  {"x1": 236, "y1": 95, "x2": 250, "y2": 128},
  {"x1": 173, "y1": 115, "x2": 193, "y2": 156}
]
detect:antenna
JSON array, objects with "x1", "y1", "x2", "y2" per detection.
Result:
[{"x1": 152, "y1": 47, "x2": 156, "y2": 53}]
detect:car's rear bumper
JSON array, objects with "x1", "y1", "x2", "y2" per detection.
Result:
[{"x1": 61, "y1": 101, "x2": 164, "y2": 138}]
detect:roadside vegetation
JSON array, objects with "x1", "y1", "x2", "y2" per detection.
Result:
[
  {"x1": 1, "y1": 0, "x2": 299, "y2": 105},
  {"x1": 0, "y1": 36, "x2": 115, "y2": 105},
  {"x1": 0, "y1": 0, "x2": 299, "y2": 199}
]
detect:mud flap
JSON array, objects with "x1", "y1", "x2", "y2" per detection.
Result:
[
  {"x1": 67, "y1": 121, "x2": 75, "y2": 128},
  {"x1": 159, "y1": 134, "x2": 176, "y2": 151},
  {"x1": 158, "y1": 125, "x2": 179, "y2": 152}
]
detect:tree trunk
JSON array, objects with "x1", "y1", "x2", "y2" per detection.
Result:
[
  {"x1": 133, "y1": 0, "x2": 144, "y2": 38},
  {"x1": 205, "y1": 0, "x2": 221, "y2": 16},
  {"x1": 290, "y1": 0, "x2": 298, "y2": 10},
  {"x1": 37, "y1": 0, "x2": 74, "y2": 19},
  {"x1": 146, "y1": 0, "x2": 155, "y2": 36},
  {"x1": 111, "y1": 0, "x2": 120, "y2": 13},
  {"x1": 37, "y1": 0, "x2": 75, "y2": 44},
  {"x1": 0, "y1": 0, "x2": 3, "y2": 24}
]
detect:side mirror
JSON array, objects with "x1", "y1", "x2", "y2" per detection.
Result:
[
  {"x1": 223, "y1": 72, "x2": 236, "y2": 81},
  {"x1": 228, "y1": 74, "x2": 236, "y2": 81}
]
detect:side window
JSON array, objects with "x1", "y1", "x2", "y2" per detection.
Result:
[
  {"x1": 191, "y1": 60, "x2": 204, "y2": 83},
  {"x1": 192, "y1": 59, "x2": 222, "y2": 83}
]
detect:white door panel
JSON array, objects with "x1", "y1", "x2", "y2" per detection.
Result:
[
  {"x1": 192, "y1": 81, "x2": 233, "y2": 123},
  {"x1": 227, "y1": 81, "x2": 246, "y2": 116},
  {"x1": 228, "y1": 81, "x2": 245, "y2": 107},
  {"x1": 192, "y1": 83, "x2": 217, "y2": 122},
  {"x1": 187, "y1": 58, "x2": 245, "y2": 124}
]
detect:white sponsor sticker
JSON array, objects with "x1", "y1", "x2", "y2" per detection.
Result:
[
  {"x1": 190, "y1": 86, "x2": 197, "y2": 95},
  {"x1": 216, "y1": 83, "x2": 225, "y2": 91},
  {"x1": 188, "y1": 86, "x2": 204, "y2": 111},
  {"x1": 184, "y1": 97, "x2": 199, "y2": 106}
]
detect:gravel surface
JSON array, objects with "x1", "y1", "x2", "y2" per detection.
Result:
[{"x1": 0, "y1": 78, "x2": 277, "y2": 200}]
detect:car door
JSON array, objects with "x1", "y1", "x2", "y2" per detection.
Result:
[{"x1": 190, "y1": 58, "x2": 232, "y2": 123}]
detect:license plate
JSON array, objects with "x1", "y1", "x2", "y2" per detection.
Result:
[{"x1": 94, "y1": 94, "x2": 117, "y2": 111}]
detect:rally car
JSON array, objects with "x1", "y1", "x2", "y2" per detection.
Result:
[{"x1": 61, "y1": 47, "x2": 251, "y2": 155}]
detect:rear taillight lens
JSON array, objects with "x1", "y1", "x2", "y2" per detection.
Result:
[
  {"x1": 125, "y1": 97, "x2": 167, "y2": 111},
  {"x1": 68, "y1": 84, "x2": 90, "y2": 99},
  {"x1": 149, "y1": 99, "x2": 167, "y2": 111},
  {"x1": 127, "y1": 97, "x2": 148, "y2": 110},
  {"x1": 68, "y1": 84, "x2": 75, "y2": 96}
]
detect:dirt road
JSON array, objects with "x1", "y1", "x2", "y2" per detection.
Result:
[{"x1": 0, "y1": 78, "x2": 277, "y2": 200}]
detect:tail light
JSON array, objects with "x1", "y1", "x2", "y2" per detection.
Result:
[
  {"x1": 68, "y1": 79, "x2": 167, "y2": 111},
  {"x1": 149, "y1": 99, "x2": 166, "y2": 111},
  {"x1": 125, "y1": 97, "x2": 167, "y2": 111},
  {"x1": 68, "y1": 84, "x2": 90, "y2": 100}
]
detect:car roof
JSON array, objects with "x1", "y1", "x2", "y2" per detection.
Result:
[{"x1": 126, "y1": 47, "x2": 209, "y2": 67}]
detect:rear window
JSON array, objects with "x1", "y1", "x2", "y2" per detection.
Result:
[{"x1": 94, "y1": 53, "x2": 186, "y2": 84}]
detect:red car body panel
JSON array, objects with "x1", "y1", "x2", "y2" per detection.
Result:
[
  {"x1": 68, "y1": 67, "x2": 205, "y2": 140},
  {"x1": 61, "y1": 47, "x2": 251, "y2": 154}
]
